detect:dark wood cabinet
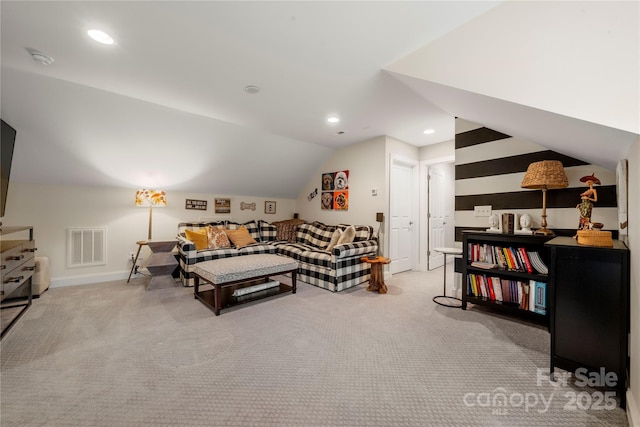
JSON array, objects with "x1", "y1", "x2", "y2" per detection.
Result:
[
  {"x1": 1, "y1": 226, "x2": 35, "y2": 339},
  {"x1": 461, "y1": 231, "x2": 554, "y2": 325},
  {"x1": 546, "y1": 236, "x2": 630, "y2": 408}
]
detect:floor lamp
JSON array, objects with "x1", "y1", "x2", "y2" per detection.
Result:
[
  {"x1": 135, "y1": 189, "x2": 167, "y2": 240},
  {"x1": 521, "y1": 161, "x2": 568, "y2": 236}
]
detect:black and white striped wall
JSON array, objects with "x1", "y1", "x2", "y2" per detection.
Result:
[{"x1": 454, "y1": 119, "x2": 617, "y2": 241}]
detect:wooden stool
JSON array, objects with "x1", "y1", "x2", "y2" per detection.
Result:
[{"x1": 361, "y1": 256, "x2": 390, "y2": 294}]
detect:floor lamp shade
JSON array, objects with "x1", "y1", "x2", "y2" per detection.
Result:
[
  {"x1": 135, "y1": 189, "x2": 167, "y2": 240},
  {"x1": 521, "y1": 161, "x2": 568, "y2": 235}
]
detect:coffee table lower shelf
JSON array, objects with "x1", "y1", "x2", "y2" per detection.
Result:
[{"x1": 194, "y1": 274, "x2": 296, "y2": 316}]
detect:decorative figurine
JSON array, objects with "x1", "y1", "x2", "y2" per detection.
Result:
[
  {"x1": 515, "y1": 213, "x2": 533, "y2": 234},
  {"x1": 574, "y1": 173, "x2": 613, "y2": 247},
  {"x1": 576, "y1": 173, "x2": 600, "y2": 231},
  {"x1": 487, "y1": 213, "x2": 501, "y2": 233}
]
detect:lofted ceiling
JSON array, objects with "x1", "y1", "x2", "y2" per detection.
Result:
[
  {"x1": 2, "y1": 1, "x2": 637, "y2": 200},
  {"x1": 0, "y1": 1, "x2": 500, "y2": 197}
]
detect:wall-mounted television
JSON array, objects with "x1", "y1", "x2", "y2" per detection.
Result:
[{"x1": 1, "y1": 119, "x2": 17, "y2": 219}]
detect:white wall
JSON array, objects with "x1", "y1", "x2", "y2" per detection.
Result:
[
  {"x1": 419, "y1": 139, "x2": 454, "y2": 162},
  {"x1": 295, "y1": 136, "x2": 387, "y2": 228},
  {"x1": 2, "y1": 182, "x2": 295, "y2": 286},
  {"x1": 387, "y1": 1, "x2": 639, "y2": 135},
  {"x1": 627, "y1": 138, "x2": 640, "y2": 424}
]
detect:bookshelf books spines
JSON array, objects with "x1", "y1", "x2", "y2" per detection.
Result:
[{"x1": 467, "y1": 243, "x2": 547, "y2": 275}]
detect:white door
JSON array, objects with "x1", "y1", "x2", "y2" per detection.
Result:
[
  {"x1": 428, "y1": 166, "x2": 445, "y2": 270},
  {"x1": 389, "y1": 157, "x2": 417, "y2": 274}
]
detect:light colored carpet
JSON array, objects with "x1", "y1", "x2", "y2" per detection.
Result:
[{"x1": 0, "y1": 265, "x2": 628, "y2": 426}]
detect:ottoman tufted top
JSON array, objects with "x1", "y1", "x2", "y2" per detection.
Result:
[{"x1": 193, "y1": 254, "x2": 298, "y2": 284}]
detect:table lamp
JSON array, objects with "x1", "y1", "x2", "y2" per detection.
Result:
[
  {"x1": 135, "y1": 189, "x2": 167, "y2": 240},
  {"x1": 520, "y1": 161, "x2": 568, "y2": 235}
]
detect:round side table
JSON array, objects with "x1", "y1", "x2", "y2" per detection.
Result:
[{"x1": 433, "y1": 247, "x2": 463, "y2": 308}]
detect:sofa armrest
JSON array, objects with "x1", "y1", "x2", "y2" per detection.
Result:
[
  {"x1": 177, "y1": 235, "x2": 196, "y2": 255},
  {"x1": 332, "y1": 240, "x2": 378, "y2": 258}
]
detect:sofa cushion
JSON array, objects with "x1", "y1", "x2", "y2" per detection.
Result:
[
  {"x1": 237, "y1": 243, "x2": 278, "y2": 256},
  {"x1": 337, "y1": 224, "x2": 374, "y2": 241},
  {"x1": 325, "y1": 228, "x2": 343, "y2": 252},
  {"x1": 207, "y1": 226, "x2": 231, "y2": 249},
  {"x1": 298, "y1": 250, "x2": 332, "y2": 269},
  {"x1": 178, "y1": 221, "x2": 225, "y2": 238},
  {"x1": 258, "y1": 220, "x2": 277, "y2": 242},
  {"x1": 184, "y1": 228, "x2": 209, "y2": 251},
  {"x1": 225, "y1": 226, "x2": 257, "y2": 249},
  {"x1": 226, "y1": 220, "x2": 261, "y2": 241},
  {"x1": 273, "y1": 219, "x2": 306, "y2": 242},
  {"x1": 296, "y1": 222, "x2": 336, "y2": 249},
  {"x1": 337, "y1": 225, "x2": 356, "y2": 245}
]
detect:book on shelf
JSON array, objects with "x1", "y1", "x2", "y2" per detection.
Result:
[
  {"x1": 529, "y1": 280, "x2": 547, "y2": 314},
  {"x1": 471, "y1": 261, "x2": 498, "y2": 269}
]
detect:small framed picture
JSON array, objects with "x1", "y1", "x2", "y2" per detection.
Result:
[
  {"x1": 185, "y1": 199, "x2": 207, "y2": 210},
  {"x1": 264, "y1": 201, "x2": 276, "y2": 214},
  {"x1": 214, "y1": 198, "x2": 231, "y2": 214}
]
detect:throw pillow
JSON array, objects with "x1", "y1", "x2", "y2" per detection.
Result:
[
  {"x1": 273, "y1": 219, "x2": 306, "y2": 243},
  {"x1": 337, "y1": 225, "x2": 356, "y2": 245},
  {"x1": 184, "y1": 228, "x2": 209, "y2": 251},
  {"x1": 207, "y1": 226, "x2": 231, "y2": 249},
  {"x1": 325, "y1": 228, "x2": 343, "y2": 252},
  {"x1": 225, "y1": 225, "x2": 257, "y2": 249}
]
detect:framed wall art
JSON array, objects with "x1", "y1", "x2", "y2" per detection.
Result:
[
  {"x1": 185, "y1": 199, "x2": 207, "y2": 210},
  {"x1": 214, "y1": 198, "x2": 231, "y2": 214},
  {"x1": 265, "y1": 201, "x2": 276, "y2": 214},
  {"x1": 321, "y1": 170, "x2": 349, "y2": 210}
]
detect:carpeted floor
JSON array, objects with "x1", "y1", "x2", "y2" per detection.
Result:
[{"x1": 0, "y1": 265, "x2": 629, "y2": 426}]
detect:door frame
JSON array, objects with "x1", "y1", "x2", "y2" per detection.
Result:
[
  {"x1": 420, "y1": 155, "x2": 455, "y2": 272},
  {"x1": 389, "y1": 154, "x2": 420, "y2": 274}
]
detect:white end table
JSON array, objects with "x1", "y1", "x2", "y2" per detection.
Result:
[{"x1": 433, "y1": 247, "x2": 463, "y2": 308}]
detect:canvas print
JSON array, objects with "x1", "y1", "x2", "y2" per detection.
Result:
[
  {"x1": 322, "y1": 172, "x2": 334, "y2": 191},
  {"x1": 334, "y1": 191, "x2": 348, "y2": 210},
  {"x1": 320, "y1": 170, "x2": 349, "y2": 210},
  {"x1": 321, "y1": 191, "x2": 333, "y2": 210}
]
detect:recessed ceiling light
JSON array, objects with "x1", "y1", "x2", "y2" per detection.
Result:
[
  {"x1": 245, "y1": 85, "x2": 260, "y2": 94},
  {"x1": 88, "y1": 29, "x2": 115, "y2": 45},
  {"x1": 423, "y1": 129, "x2": 435, "y2": 135},
  {"x1": 327, "y1": 117, "x2": 340, "y2": 124}
]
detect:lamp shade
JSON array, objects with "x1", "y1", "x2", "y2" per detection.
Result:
[
  {"x1": 135, "y1": 189, "x2": 167, "y2": 207},
  {"x1": 521, "y1": 161, "x2": 568, "y2": 190}
]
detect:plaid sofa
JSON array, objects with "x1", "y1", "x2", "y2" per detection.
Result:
[{"x1": 176, "y1": 220, "x2": 377, "y2": 291}]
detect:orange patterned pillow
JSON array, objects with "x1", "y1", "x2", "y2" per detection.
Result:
[
  {"x1": 224, "y1": 225, "x2": 257, "y2": 249},
  {"x1": 184, "y1": 228, "x2": 209, "y2": 251},
  {"x1": 207, "y1": 226, "x2": 231, "y2": 249}
]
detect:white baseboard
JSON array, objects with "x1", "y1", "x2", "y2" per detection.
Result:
[
  {"x1": 50, "y1": 270, "x2": 133, "y2": 288},
  {"x1": 628, "y1": 389, "x2": 640, "y2": 427}
]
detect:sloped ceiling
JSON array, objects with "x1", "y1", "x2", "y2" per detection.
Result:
[
  {"x1": 0, "y1": 1, "x2": 501, "y2": 197},
  {"x1": 2, "y1": 1, "x2": 636, "y2": 200},
  {"x1": 386, "y1": 1, "x2": 639, "y2": 171}
]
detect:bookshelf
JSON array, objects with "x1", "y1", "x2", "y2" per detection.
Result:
[{"x1": 461, "y1": 231, "x2": 554, "y2": 325}]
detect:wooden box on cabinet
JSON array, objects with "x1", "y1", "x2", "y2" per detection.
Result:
[
  {"x1": 546, "y1": 236, "x2": 629, "y2": 408},
  {"x1": 461, "y1": 231, "x2": 554, "y2": 325}
]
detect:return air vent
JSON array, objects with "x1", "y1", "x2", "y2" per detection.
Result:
[{"x1": 67, "y1": 227, "x2": 106, "y2": 268}]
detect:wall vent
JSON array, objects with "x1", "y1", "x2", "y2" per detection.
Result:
[{"x1": 67, "y1": 227, "x2": 107, "y2": 268}]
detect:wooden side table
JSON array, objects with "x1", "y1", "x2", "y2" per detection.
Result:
[
  {"x1": 361, "y1": 256, "x2": 390, "y2": 294},
  {"x1": 127, "y1": 240, "x2": 147, "y2": 283}
]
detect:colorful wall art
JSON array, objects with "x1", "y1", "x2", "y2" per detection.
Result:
[{"x1": 321, "y1": 170, "x2": 349, "y2": 210}]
